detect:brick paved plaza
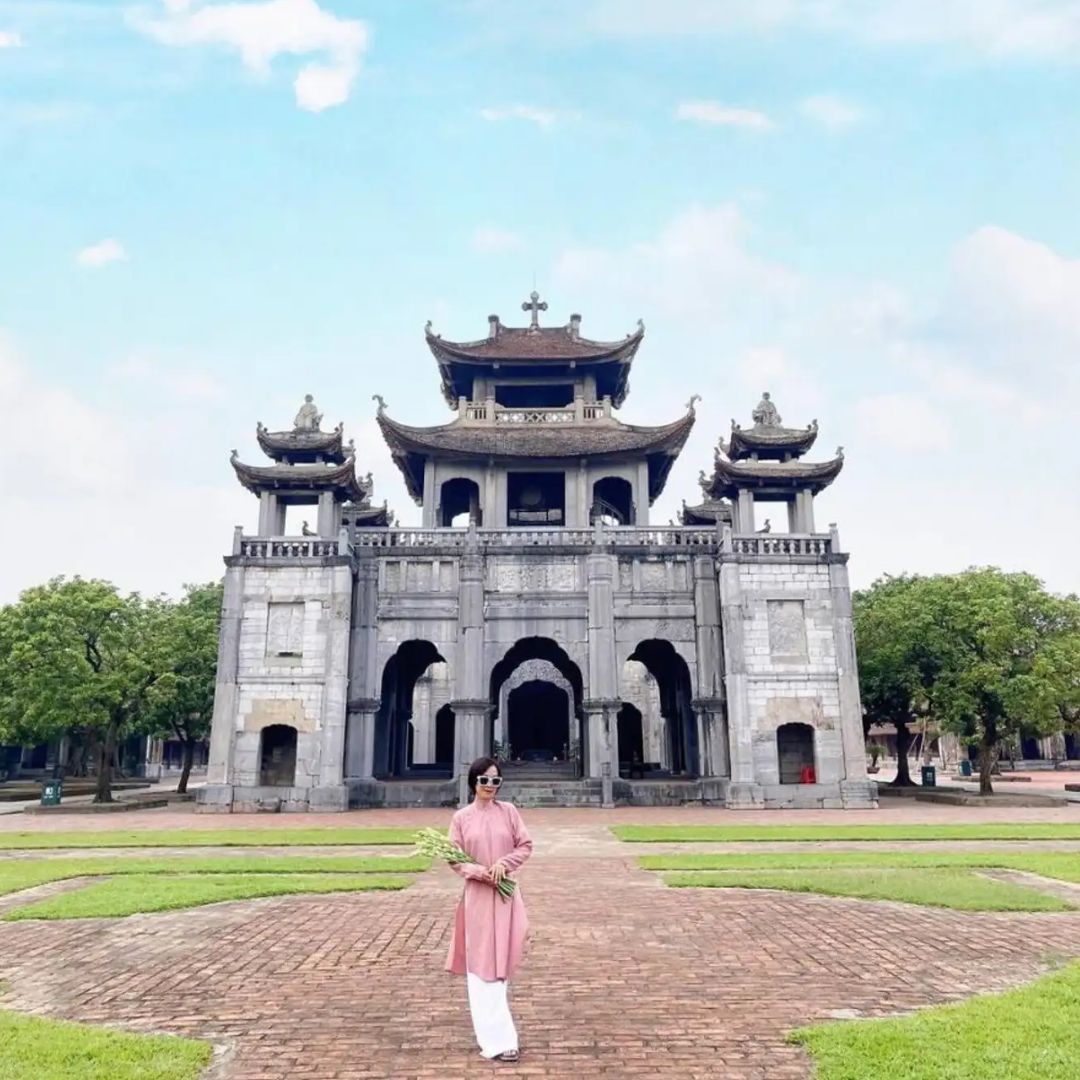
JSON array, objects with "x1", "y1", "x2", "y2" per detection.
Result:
[{"x1": 4, "y1": 805, "x2": 1080, "y2": 1079}]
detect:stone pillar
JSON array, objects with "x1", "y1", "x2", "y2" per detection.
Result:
[
  {"x1": 827, "y1": 525, "x2": 872, "y2": 806},
  {"x1": 575, "y1": 460, "x2": 589, "y2": 528},
  {"x1": 801, "y1": 490, "x2": 816, "y2": 533},
  {"x1": 692, "y1": 554, "x2": 724, "y2": 777},
  {"x1": 313, "y1": 559, "x2": 352, "y2": 809},
  {"x1": 258, "y1": 491, "x2": 276, "y2": 534},
  {"x1": 454, "y1": 539, "x2": 488, "y2": 790},
  {"x1": 718, "y1": 542, "x2": 762, "y2": 807},
  {"x1": 422, "y1": 459, "x2": 436, "y2": 527},
  {"x1": 734, "y1": 489, "x2": 754, "y2": 533},
  {"x1": 204, "y1": 561, "x2": 245, "y2": 801},
  {"x1": 316, "y1": 491, "x2": 337, "y2": 536},
  {"x1": 585, "y1": 542, "x2": 620, "y2": 780},
  {"x1": 484, "y1": 466, "x2": 497, "y2": 529},
  {"x1": 345, "y1": 551, "x2": 379, "y2": 784},
  {"x1": 635, "y1": 460, "x2": 649, "y2": 525}
]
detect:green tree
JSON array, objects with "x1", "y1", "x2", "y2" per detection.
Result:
[
  {"x1": 0, "y1": 578, "x2": 165, "y2": 802},
  {"x1": 854, "y1": 574, "x2": 940, "y2": 787},
  {"x1": 142, "y1": 582, "x2": 222, "y2": 794}
]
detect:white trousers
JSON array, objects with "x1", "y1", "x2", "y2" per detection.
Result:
[{"x1": 466, "y1": 972, "x2": 519, "y2": 1058}]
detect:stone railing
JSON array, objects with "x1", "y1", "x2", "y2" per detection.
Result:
[
  {"x1": 728, "y1": 534, "x2": 832, "y2": 557},
  {"x1": 237, "y1": 527, "x2": 836, "y2": 558},
  {"x1": 238, "y1": 536, "x2": 345, "y2": 558},
  {"x1": 495, "y1": 408, "x2": 575, "y2": 424},
  {"x1": 461, "y1": 398, "x2": 613, "y2": 425}
]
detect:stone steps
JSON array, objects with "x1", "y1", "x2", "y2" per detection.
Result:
[{"x1": 501, "y1": 781, "x2": 605, "y2": 808}]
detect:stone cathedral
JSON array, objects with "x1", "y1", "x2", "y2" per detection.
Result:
[{"x1": 201, "y1": 297, "x2": 875, "y2": 812}]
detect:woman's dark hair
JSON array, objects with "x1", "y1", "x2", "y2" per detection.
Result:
[{"x1": 467, "y1": 756, "x2": 501, "y2": 794}]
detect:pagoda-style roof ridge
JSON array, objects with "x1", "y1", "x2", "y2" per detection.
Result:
[
  {"x1": 424, "y1": 317, "x2": 644, "y2": 363},
  {"x1": 377, "y1": 407, "x2": 695, "y2": 505},
  {"x1": 721, "y1": 417, "x2": 819, "y2": 460},
  {"x1": 703, "y1": 447, "x2": 844, "y2": 499},
  {"x1": 679, "y1": 496, "x2": 733, "y2": 527},
  {"x1": 255, "y1": 420, "x2": 347, "y2": 463},
  {"x1": 230, "y1": 450, "x2": 369, "y2": 502}
]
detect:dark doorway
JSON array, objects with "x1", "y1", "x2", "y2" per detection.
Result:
[
  {"x1": 1021, "y1": 737, "x2": 1044, "y2": 760},
  {"x1": 617, "y1": 703, "x2": 645, "y2": 775},
  {"x1": 592, "y1": 476, "x2": 634, "y2": 526},
  {"x1": 374, "y1": 641, "x2": 448, "y2": 778},
  {"x1": 260, "y1": 725, "x2": 298, "y2": 786},
  {"x1": 440, "y1": 477, "x2": 481, "y2": 527},
  {"x1": 508, "y1": 681, "x2": 569, "y2": 761},
  {"x1": 627, "y1": 640, "x2": 698, "y2": 775},
  {"x1": 435, "y1": 705, "x2": 455, "y2": 766},
  {"x1": 777, "y1": 723, "x2": 815, "y2": 784},
  {"x1": 1066, "y1": 733, "x2": 1079, "y2": 760},
  {"x1": 507, "y1": 471, "x2": 565, "y2": 526}
]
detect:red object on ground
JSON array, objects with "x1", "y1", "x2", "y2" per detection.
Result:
[{"x1": 800, "y1": 765, "x2": 816, "y2": 784}]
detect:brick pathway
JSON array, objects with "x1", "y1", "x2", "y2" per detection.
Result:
[{"x1": 2, "y1": 814, "x2": 1080, "y2": 1079}]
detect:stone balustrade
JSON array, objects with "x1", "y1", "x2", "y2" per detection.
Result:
[
  {"x1": 236, "y1": 528, "x2": 836, "y2": 558},
  {"x1": 461, "y1": 398, "x2": 613, "y2": 425}
]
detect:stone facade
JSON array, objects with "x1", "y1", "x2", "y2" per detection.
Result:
[{"x1": 202, "y1": 305, "x2": 875, "y2": 812}]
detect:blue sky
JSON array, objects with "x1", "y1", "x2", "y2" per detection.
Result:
[{"x1": 1, "y1": 0, "x2": 1078, "y2": 601}]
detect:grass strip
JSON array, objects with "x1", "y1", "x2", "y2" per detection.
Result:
[
  {"x1": 5, "y1": 872, "x2": 413, "y2": 920},
  {"x1": 791, "y1": 962, "x2": 1080, "y2": 1080},
  {"x1": 613, "y1": 824, "x2": 1080, "y2": 843},
  {"x1": 0, "y1": 827, "x2": 416, "y2": 850},
  {"x1": 639, "y1": 850, "x2": 1080, "y2": 882},
  {"x1": 0, "y1": 854, "x2": 430, "y2": 898},
  {"x1": 0, "y1": 1010, "x2": 212, "y2": 1080},
  {"x1": 662, "y1": 867, "x2": 1072, "y2": 911}
]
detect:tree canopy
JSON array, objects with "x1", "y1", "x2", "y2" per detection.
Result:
[{"x1": 855, "y1": 569, "x2": 1080, "y2": 794}]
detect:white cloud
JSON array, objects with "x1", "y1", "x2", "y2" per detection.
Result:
[
  {"x1": 76, "y1": 238, "x2": 128, "y2": 267},
  {"x1": 676, "y1": 100, "x2": 775, "y2": 131},
  {"x1": 798, "y1": 94, "x2": 867, "y2": 131},
  {"x1": 855, "y1": 393, "x2": 952, "y2": 451},
  {"x1": 584, "y1": 0, "x2": 1080, "y2": 60},
  {"x1": 471, "y1": 226, "x2": 524, "y2": 255},
  {"x1": 111, "y1": 355, "x2": 226, "y2": 401},
  {"x1": 0, "y1": 30, "x2": 23, "y2": 48},
  {"x1": 479, "y1": 105, "x2": 562, "y2": 128},
  {"x1": 130, "y1": 0, "x2": 370, "y2": 112}
]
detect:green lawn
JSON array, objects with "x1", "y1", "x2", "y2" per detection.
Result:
[
  {"x1": 662, "y1": 867, "x2": 1071, "y2": 911},
  {"x1": 0, "y1": 1010, "x2": 212, "y2": 1080},
  {"x1": 0, "y1": 853, "x2": 429, "y2": 898},
  {"x1": 613, "y1": 823, "x2": 1080, "y2": 843},
  {"x1": 0, "y1": 827, "x2": 416, "y2": 849},
  {"x1": 792, "y1": 962, "x2": 1080, "y2": 1080},
  {"x1": 5, "y1": 872, "x2": 413, "y2": 920},
  {"x1": 639, "y1": 850, "x2": 1080, "y2": 880}
]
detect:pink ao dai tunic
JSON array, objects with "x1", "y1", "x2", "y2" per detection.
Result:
[{"x1": 445, "y1": 800, "x2": 533, "y2": 982}]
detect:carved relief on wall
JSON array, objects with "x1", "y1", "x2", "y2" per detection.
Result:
[
  {"x1": 638, "y1": 562, "x2": 668, "y2": 591},
  {"x1": 266, "y1": 602, "x2": 305, "y2": 657},
  {"x1": 767, "y1": 600, "x2": 809, "y2": 660},
  {"x1": 490, "y1": 559, "x2": 578, "y2": 593},
  {"x1": 408, "y1": 561, "x2": 433, "y2": 592},
  {"x1": 618, "y1": 559, "x2": 634, "y2": 591},
  {"x1": 384, "y1": 562, "x2": 402, "y2": 592}
]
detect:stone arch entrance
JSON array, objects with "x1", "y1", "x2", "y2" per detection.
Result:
[
  {"x1": 374, "y1": 640, "x2": 448, "y2": 779},
  {"x1": 777, "y1": 722, "x2": 815, "y2": 784},
  {"x1": 627, "y1": 640, "x2": 698, "y2": 776},
  {"x1": 490, "y1": 638, "x2": 584, "y2": 776},
  {"x1": 259, "y1": 725, "x2": 297, "y2": 786}
]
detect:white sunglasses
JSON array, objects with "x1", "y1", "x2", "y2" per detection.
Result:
[{"x1": 476, "y1": 775, "x2": 503, "y2": 788}]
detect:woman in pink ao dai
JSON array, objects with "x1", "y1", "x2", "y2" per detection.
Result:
[{"x1": 445, "y1": 756, "x2": 533, "y2": 1063}]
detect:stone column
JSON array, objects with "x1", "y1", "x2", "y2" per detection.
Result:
[
  {"x1": 635, "y1": 460, "x2": 649, "y2": 525},
  {"x1": 422, "y1": 459, "x2": 437, "y2": 527},
  {"x1": 801, "y1": 490, "x2": 816, "y2": 533},
  {"x1": 454, "y1": 538, "x2": 488, "y2": 792},
  {"x1": 734, "y1": 489, "x2": 754, "y2": 533},
  {"x1": 575, "y1": 460, "x2": 589, "y2": 528},
  {"x1": 345, "y1": 551, "x2": 379, "y2": 783},
  {"x1": 204, "y1": 561, "x2": 245, "y2": 805},
  {"x1": 257, "y1": 491, "x2": 276, "y2": 534},
  {"x1": 585, "y1": 541, "x2": 619, "y2": 781},
  {"x1": 827, "y1": 525, "x2": 873, "y2": 807},
  {"x1": 316, "y1": 491, "x2": 337, "y2": 536},
  {"x1": 718, "y1": 534, "x2": 762, "y2": 807},
  {"x1": 313, "y1": 559, "x2": 352, "y2": 809}
]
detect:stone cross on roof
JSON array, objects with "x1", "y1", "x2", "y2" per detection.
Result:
[{"x1": 522, "y1": 290, "x2": 548, "y2": 331}]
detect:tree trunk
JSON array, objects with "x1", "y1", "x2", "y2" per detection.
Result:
[
  {"x1": 977, "y1": 734, "x2": 996, "y2": 796},
  {"x1": 94, "y1": 719, "x2": 119, "y2": 804},
  {"x1": 177, "y1": 738, "x2": 194, "y2": 795},
  {"x1": 891, "y1": 721, "x2": 915, "y2": 787}
]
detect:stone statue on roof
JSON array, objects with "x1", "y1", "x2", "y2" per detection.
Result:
[
  {"x1": 294, "y1": 394, "x2": 322, "y2": 432},
  {"x1": 752, "y1": 392, "x2": 781, "y2": 428}
]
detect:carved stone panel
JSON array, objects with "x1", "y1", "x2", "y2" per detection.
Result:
[
  {"x1": 638, "y1": 562, "x2": 667, "y2": 591},
  {"x1": 490, "y1": 559, "x2": 578, "y2": 593},
  {"x1": 409, "y1": 561, "x2": 433, "y2": 592},
  {"x1": 767, "y1": 600, "x2": 808, "y2": 661},
  {"x1": 266, "y1": 602, "x2": 305, "y2": 657},
  {"x1": 384, "y1": 562, "x2": 402, "y2": 592}
]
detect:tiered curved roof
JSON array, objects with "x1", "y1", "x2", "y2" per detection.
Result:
[
  {"x1": 256, "y1": 422, "x2": 346, "y2": 464},
  {"x1": 704, "y1": 454, "x2": 844, "y2": 499},
  {"x1": 378, "y1": 409, "x2": 695, "y2": 505},
  {"x1": 425, "y1": 317, "x2": 645, "y2": 408},
  {"x1": 721, "y1": 419, "x2": 818, "y2": 461},
  {"x1": 230, "y1": 451, "x2": 370, "y2": 503}
]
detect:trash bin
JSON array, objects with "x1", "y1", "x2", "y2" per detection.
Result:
[
  {"x1": 959, "y1": 760, "x2": 972, "y2": 777},
  {"x1": 40, "y1": 779, "x2": 62, "y2": 806},
  {"x1": 921, "y1": 765, "x2": 936, "y2": 787}
]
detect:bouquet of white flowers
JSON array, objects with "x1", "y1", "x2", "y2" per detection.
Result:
[{"x1": 414, "y1": 826, "x2": 516, "y2": 900}]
